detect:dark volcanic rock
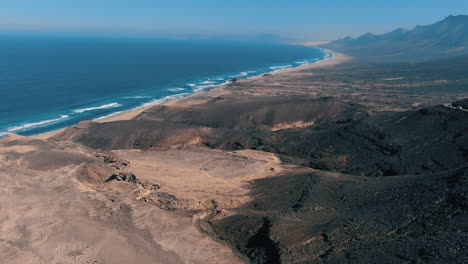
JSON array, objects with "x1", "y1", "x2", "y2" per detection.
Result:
[
  {"x1": 54, "y1": 99, "x2": 468, "y2": 177},
  {"x1": 105, "y1": 172, "x2": 138, "y2": 183},
  {"x1": 452, "y1": 99, "x2": 468, "y2": 109},
  {"x1": 210, "y1": 168, "x2": 468, "y2": 264},
  {"x1": 212, "y1": 216, "x2": 281, "y2": 264},
  {"x1": 261, "y1": 103, "x2": 468, "y2": 176}
]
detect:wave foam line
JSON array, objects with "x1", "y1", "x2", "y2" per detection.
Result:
[
  {"x1": 96, "y1": 79, "x2": 236, "y2": 122},
  {"x1": 168, "y1": 88, "x2": 186, "y2": 92},
  {"x1": 95, "y1": 93, "x2": 189, "y2": 121},
  {"x1": 200, "y1": 80, "x2": 216, "y2": 85},
  {"x1": 140, "y1": 93, "x2": 191, "y2": 108},
  {"x1": 72, "y1": 103, "x2": 122, "y2": 114},
  {"x1": 94, "y1": 111, "x2": 125, "y2": 121},
  {"x1": 123, "y1": 95, "x2": 152, "y2": 99},
  {"x1": 5, "y1": 114, "x2": 69, "y2": 133},
  {"x1": 192, "y1": 84, "x2": 219, "y2": 93}
]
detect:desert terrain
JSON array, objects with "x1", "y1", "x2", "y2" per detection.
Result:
[{"x1": 1, "y1": 50, "x2": 467, "y2": 264}]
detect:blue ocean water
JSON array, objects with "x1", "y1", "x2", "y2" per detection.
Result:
[{"x1": 0, "y1": 35, "x2": 331, "y2": 136}]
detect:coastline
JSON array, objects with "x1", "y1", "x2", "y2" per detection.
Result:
[{"x1": 32, "y1": 50, "x2": 350, "y2": 140}]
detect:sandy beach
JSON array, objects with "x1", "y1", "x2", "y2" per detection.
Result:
[
  {"x1": 30, "y1": 50, "x2": 344, "y2": 140},
  {"x1": 33, "y1": 50, "x2": 350, "y2": 141}
]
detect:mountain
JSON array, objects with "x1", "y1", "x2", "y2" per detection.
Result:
[{"x1": 322, "y1": 15, "x2": 468, "y2": 61}]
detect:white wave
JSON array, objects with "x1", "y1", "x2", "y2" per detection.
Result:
[
  {"x1": 318, "y1": 49, "x2": 335, "y2": 60},
  {"x1": 97, "y1": 79, "x2": 236, "y2": 122},
  {"x1": 187, "y1": 83, "x2": 196, "y2": 87},
  {"x1": 312, "y1": 53, "x2": 335, "y2": 64},
  {"x1": 98, "y1": 91, "x2": 197, "y2": 121},
  {"x1": 168, "y1": 87, "x2": 186, "y2": 92},
  {"x1": 230, "y1": 72, "x2": 249, "y2": 78},
  {"x1": 94, "y1": 111, "x2": 125, "y2": 121},
  {"x1": 269, "y1": 66, "x2": 293, "y2": 73},
  {"x1": 0, "y1": 132, "x2": 9, "y2": 137},
  {"x1": 123, "y1": 95, "x2": 152, "y2": 99},
  {"x1": 192, "y1": 84, "x2": 219, "y2": 93},
  {"x1": 5, "y1": 115, "x2": 69, "y2": 133},
  {"x1": 200, "y1": 80, "x2": 216, "y2": 85},
  {"x1": 140, "y1": 93, "x2": 191, "y2": 108},
  {"x1": 223, "y1": 79, "x2": 234, "y2": 86},
  {"x1": 230, "y1": 70, "x2": 258, "y2": 78},
  {"x1": 195, "y1": 80, "x2": 233, "y2": 92},
  {"x1": 72, "y1": 102, "x2": 122, "y2": 114},
  {"x1": 270, "y1": 65, "x2": 292, "y2": 70}
]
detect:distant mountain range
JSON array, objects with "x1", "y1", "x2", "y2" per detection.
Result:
[{"x1": 322, "y1": 15, "x2": 468, "y2": 61}]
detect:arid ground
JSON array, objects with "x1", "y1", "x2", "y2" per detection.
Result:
[{"x1": 1, "y1": 53, "x2": 467, "y2": 263}]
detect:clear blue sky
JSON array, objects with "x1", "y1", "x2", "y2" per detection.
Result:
[{"x1": 1, "y1": 0, "x2": 467, "y2": 41}]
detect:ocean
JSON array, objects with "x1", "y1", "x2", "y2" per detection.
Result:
[{"x1": 0, "y1": 35, "x2": 330, "y2": 136}]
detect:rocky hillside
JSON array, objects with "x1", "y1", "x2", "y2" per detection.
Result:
[{"x1": 31, "y1": 54, "x2": 468, "y2": 263}]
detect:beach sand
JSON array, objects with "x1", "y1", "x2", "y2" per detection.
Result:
[{"x1": 33, "y1": 50, "x2": 349, "y2": 140}]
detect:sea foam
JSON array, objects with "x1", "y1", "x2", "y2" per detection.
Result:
[
  {"x1": 230, "y1": 71, "x2": 255, "y2": 78},
  {"x1": 123, "y1": 95, "x2": 152, "y2": 99},
  {"x1": 72, "y1": 103, "x2": 122, "y2": 114},
  {"x1": 5, "y1": 115, "x2": 69, "y2": 134},
  {"x1": 168, "y1": 88, "x2": 186, "y2": 92},
  {"x1": 200, "y1": 80, "x2": 216, "y2": 85},
  {"x1": 140, "y1": 93, "x2": 191, "y2": 108}
]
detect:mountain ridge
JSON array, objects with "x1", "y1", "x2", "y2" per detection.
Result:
[{"x1": 322, "y1": 15, "x2": 468, "y2": 61}]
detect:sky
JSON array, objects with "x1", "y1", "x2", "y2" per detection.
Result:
[{"x1": 0, "y1": 0, "x2": 467, "y2": 41}]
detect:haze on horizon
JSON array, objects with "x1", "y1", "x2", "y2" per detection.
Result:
[{"x1": 0, "y1": 0, "x2": 467, "y2": 42}]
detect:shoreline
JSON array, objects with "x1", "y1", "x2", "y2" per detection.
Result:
[{"x1": 32, "y1": 49, "x2": 350, "y2": 140}]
